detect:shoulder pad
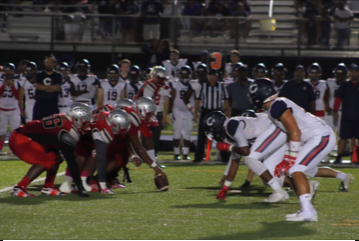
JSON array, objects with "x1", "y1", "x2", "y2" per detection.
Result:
[
  {"x1": 225, "y1": 118, "x2": 240, "y2": 137},
  {"x1": 270, "y1": 98, "x2": 288, "y2": 119}
]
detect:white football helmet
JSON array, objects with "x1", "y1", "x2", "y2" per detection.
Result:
[
  {"x1": 151, "y1": 66, "x2": 168, "y2": 85},
  {"x1": 67, "y1": 102, "x2": 93, "y2": 134},
  {"x1": 133, "y1": 97, "x2": 156, "y2": 121},
  {"x1": 115, "y1": 98, "x2": 134, "y2": 110},
  {"x1": 108, "y1": 109, "x2": 131, "y2": 137}
]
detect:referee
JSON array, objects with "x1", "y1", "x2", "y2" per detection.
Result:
[{"x1": 194, "y1": 69, "x2": 231, "y2": 162}]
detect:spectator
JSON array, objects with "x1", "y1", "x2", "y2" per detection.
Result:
[
  {"x1": 278, "y1": 65, "x2": 316, "y2": 114},
  {"x1": 33, "y1": 55, "x2": 62, "y2": 120},
  {"x1": 160, "y1": 0, "x2": 175, "y2": 39},
  {"x1": 141, "y1": 0, "x2": 164, "y2": 41},
  {"x1": 239, "y1": 0, "x2": 251, "y2": 14},
  {"x1": 98, "y1": 0, "x2": 116, "y2": 38},
  {"x1": 333, "y1": 1, "x2": 353, "y2": 48},
  {"x1": 230, "y1": 2, "x2": 251, "y2": 40},
  {"x1": 226, "y1": 63, "x2": 253, "y2": 117},
  {"x1": 209, "y1": 2, "x2": 231, "y2": 37},
  {"x1": 181, "y1": 0, "x2": 200, "y2": 37},
  {"x1": 156, "y1": 38, "x2": 172, "y2": 64},
  {"x1": 333, "y1": 63, "x2": 359, "y2": 164},
  {"x1": 319, "y1": 7, "x2": 332, "y2": 47},
  {"x1": 303, "y1": 1, "x2": 320, "y2": 46},
  {"x1": 194, "y1": 69, "x2": 230, "y2": 162},
  {"x1": 118, "y1": 0, "x2": 139, "y2": 43},
  {"x1": 141, "y1": 38, "x2": 160, "y2": 67}
]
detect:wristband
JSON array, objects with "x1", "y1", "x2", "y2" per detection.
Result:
[
  {"x1": 289, "y1": 141, "x2": 300, "y2": 152},
  {"x1": 150, "y1": 162, "x2": 158, "y2": 168},
  {"x1": 130, "y1": 154, "x2": 138, "y2": 162},
  {"x1": 224, "y1": 180, "x2": 232, "y2": 187},
  {"x1": 229, "y1": 145, "x2": 234, "y2": 152},
  {"x1": 186, "y1": 103, "x2": 193, "y2": 109}
]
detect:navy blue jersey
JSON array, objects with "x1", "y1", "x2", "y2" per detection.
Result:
[{"x1": 34, "y1": 70, "x2": 62, "y2": 103}]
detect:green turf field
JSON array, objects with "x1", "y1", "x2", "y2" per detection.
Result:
[{"x1": 0, "y1": 155, "x2": 358, "y2": 240}]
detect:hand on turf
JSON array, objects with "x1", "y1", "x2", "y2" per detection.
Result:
[{"x1": 216, "y1": 185, "x2": 229, "y2": 200}]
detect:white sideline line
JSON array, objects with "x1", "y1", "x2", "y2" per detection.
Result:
[{"x1": 0, "y1": 171, "x2": 65, "y2": 193}]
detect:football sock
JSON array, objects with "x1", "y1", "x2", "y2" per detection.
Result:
[
  {"x1": 0, "y1": 141, "x2": 4, "y2": 152},
  {"x1": 99, "y1": 182, "x2": 107, "y2": 190},
  {"x1": 44, "y1": 174, "x2": 56, "y2": 188},
  {"x1": 174, "y1": 147, "x2": 180, "y2": 155},
  {"x1": 336, "y1": 172, "x2": 347, "y2": 181},
  {"x1": 65, "y1": 168, "x2": 71, "y2": 177},
  {"x1": 299, "y1": 193, "x2": 313, "y2": 213},
  {"x1": 267, "y1": 178, "x2": 282, "y2": 191},
  {"x1": 183, "y1": 147, "x2": 189, "y2": 155},
  {"x1": 18, "y1": 176, "x2": 31, "y2": 189}
]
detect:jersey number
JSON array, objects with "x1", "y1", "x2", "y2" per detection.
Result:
[
  {"x1": 315, "y1": 90, "x2": 320, "y2": 100},
  {"x1": 127, "y1": 92, "x2": 134, "y2": 100},
  {"x1": 43, "y1": 115, "x2": 63, "y2": 129},
  {"x1": 27, "y1": 88, "x2": 35, "y2": 99},
  {"x1": 210, "y1": 52, "x2": 222, "y2": 70},
  {"x1": 76, "y1": 84, "x2": 88, "y2": 92},
  {"x1": 180, "y1": 90, "x2": 186, "y2": 100},
  {"x1": 60, "y1": 88, "x2": 70, "y2": 98},
  {"x1": 2, "y1": 89, "x2": 13, "y2": 98},
  {"x1": 107, "y1": 91, "x2": 118, "y2": 101},
  {"x1": 154, "y1": 94, "x2": 160, "y2": 106}
]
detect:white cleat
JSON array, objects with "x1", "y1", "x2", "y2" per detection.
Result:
[
  {"x1": 286, "y1": 211, "x2": 318, "y2": 222},
  {"x1": 339, "y1": 174, "x2": 354, "y2": 192},
  {"x1": 263, "y1": 190, "x2": 289, "y2": 203},
  {"x1": 101, "y1": 188, "x2": 114, "y2": 194},
  {"x1": 309, "y1": 180, "x2": 320, "y2": 201},
  {"x1": 59, "y1": 182, "x2": 74, "y2": 193},
  {"x1": 285, "y1": 211, "x2": 301, "y2": 219}
]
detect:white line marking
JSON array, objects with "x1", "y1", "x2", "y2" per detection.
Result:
[{"x1": 0, "y1": 171, "x2": 65, "y2": 193}]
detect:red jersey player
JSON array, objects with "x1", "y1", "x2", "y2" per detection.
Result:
[
  {"x1": 9, "y1": 102, "x2": 93, "y2": 197},
  {"x1": 60, "y1": 108, "x2": 131, "y2": 194}
]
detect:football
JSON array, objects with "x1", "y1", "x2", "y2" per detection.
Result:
[{"x1": 154, "y1": 173, "x2": 169, "y2": 191}]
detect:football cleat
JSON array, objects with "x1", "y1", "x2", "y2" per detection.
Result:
[
  {"x1": 101, "y1": 188, "x2": 114, "y2": 194},
  {"x1": 309, "y1": 180, "x2": 320, "y2": 201},
  {"x1": 263, "y1": 190, "x2": 289, "y2": 203},
  {"x1": 41, "y1": 186, "x2": 67, "y2": 196},
  {"x1": 59, "y1": 182, "x2": 74, "y2": 193},
  {"x1": 10, "y1": 186, "x2": 35, "y2": 197},
  {"x1": 174, "y1": 154, "x2": 181, "y2": 160},
  {"x1": 286, "y1": 210, "x2": 318, "y2": 222},
  {"x1": 107, "y1": 179, "x2": 125, "y2": 189},
  {"x1": 182, "y1": 155, "x2": 191, "y2": 161},
  {"x1": 339, "y1": 174, "x2": 354, "y2": 192}
]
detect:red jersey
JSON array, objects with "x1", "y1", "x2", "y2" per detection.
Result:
[
  {"x1": 17, "y1": 113, "x2": 80, "y2": 151},
  {"x1": 123, "y1": 106, "x2": 153, "y2": 138}
]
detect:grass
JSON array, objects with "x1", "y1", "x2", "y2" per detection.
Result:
[{"x1": 0, "y1": 155, "x2": 358, "y2": 240}]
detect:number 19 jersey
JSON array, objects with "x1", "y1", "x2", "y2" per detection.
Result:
[{"x1": 100, "y1": 79, "x2": 126, "y2": 106}]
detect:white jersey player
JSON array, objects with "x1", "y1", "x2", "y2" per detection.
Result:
[
  {"x1": 306, "y1": 63, "x2": 326, "y2": 120},
  {"x1": 169, "y1": 66, "x2": 195, "y2": 160},
  {"x1": 224, "y1": 50, "x2": 241, "y2": 78},
  {"x1": 18, "y1": 62, "x2": 37, "y2": 122},
  {"x1": 0, "y1": 63, "x2": 21, "y2": 153},
  {"x1": 125, "y1": 65, "x2": 143, "y2": 100},
  {"x1": 250, "y1": 78, "x2": 336, "y2": 222},
  {"x1": 162, "y1": 49, "x2": 187, "y2": 81}
]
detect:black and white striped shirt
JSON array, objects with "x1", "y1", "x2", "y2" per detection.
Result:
[{"x1": 196, "y1": 82, "x2": 229, "y2": 110}]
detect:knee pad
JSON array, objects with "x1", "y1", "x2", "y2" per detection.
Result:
[
  {"x1": 244, "y1": 157, "x2": 267, "y2": 176},
  {"x1": 173, "y1": 128, "x2": 182, "y2": 140}
]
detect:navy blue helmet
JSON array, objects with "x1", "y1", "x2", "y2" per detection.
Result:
[
  {"x1": 3, "y1": 63, "x2": 15, "y2": 79},
  {"x1": 203, "y1": 111, "x2": 227, "y2": 142},
  {"x1": 249, "y1": 78, "x2": 277, "y2": 109},
  {"x1": 271, "y1": 63, "x2": 287, "y2": 76},
  {"x1": 179, "y1": 65, "x2": 192, "y2": 80},
  {"x1": 25, "y1": 61, "x2": 38, "y2": 79},
  {"x1": 333, "y1": 63, "x2": 347, "y2": 75},
  {"x1": 107, "y1": 64, "x2": 119, "y2": 81},
  {"x1": 307, "y1": 62, "x2": 322, "y2": 78},
  {"x1": 130, "y1": 65, "x2": 141, "y2": 82},
  {"x1": 240, "y1": 109, "x2": 257, "y2": 118},
  {"x1": 58, "y1": 62, "x2": 69, "y2": 71},
  {"x1": 76, "y1": 59, "x2": 91, "y2": 72},
  {"x1": 252, "y1": 63, "x2": 267, "y2": 79},
  {"x1": 196, "y1": 63, "x2": 207, "y2": 72}
]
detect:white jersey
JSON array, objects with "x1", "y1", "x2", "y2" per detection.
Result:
[
  {"x1": 58, "y1": 79, "x2": 72, "y2": 107},
  {"x1": 224, "y1": 113, "x2": 273, "y2": 147},
  {"x1": 22, "y1": 79, "x2": 36, "y2": 109},
  {"x1": 124, "y1": 81, "x2": 143, "y2": 100},
  {"x1": 190, "y1": 79, "x2": 201, "y2": 97},
  {"x1": 192, "y1": 61, "x2": 203, "y2": 72},
  {"x1": 268, "y1": 97, "x2": 327, "y2": 142},
  {"x1": 162, "y1": 59, "x2": 188, "y2": 81},
  {"x1": 141, "y1": 80, "x2": 172, "y2": 112},
  {"x1": 225, "y1": 62, "x2": 240, "y2": 78},
  {"x1": 170, "y1": 80, "x2": 194, "y2": 112},
  {"x1": 306, "y1": 79, "x2": 326, "y2": 112},
  {"x1": 0, "y1": 79, "x2": 20, "y2": 109},
  {"x1": 100, "y1": 79, "x2": 126, "y2": 106},
  {"x1": 119, "y1": 74, "x2": 129, "y2": 83},
  {"x1": 69, "y1": 74, "x2": 99, "y2": 104},
  {"x1": 272, "y1": 80, "x2": 287, "y2": 92}
]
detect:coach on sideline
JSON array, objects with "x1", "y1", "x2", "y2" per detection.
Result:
[{"x1": 33, "y1": 54, "x2": 62, "y2": 120}]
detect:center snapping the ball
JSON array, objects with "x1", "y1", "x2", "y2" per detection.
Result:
[{"x1": 154, "y1": 173, "x2": 169, "y2": 191}]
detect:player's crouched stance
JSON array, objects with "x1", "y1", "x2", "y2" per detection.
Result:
[
  {"x1": 250, "y1": 78, "x2": 336, "y2": 222},
  {"x1": 9, "y1": 103, "x2": 93, "y2": 197}
]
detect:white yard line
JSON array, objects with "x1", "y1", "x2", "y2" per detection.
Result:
[{"x1": 0, "y1": 171, "x2": 65, "y2": 193}]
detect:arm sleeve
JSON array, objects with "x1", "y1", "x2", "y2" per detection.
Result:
[
  {"x1": 333, "y1": 97, "x2": 342, "y2": 112},
  {"x1": 95, "y1": 139, "x2": 108, "y2": 183}
]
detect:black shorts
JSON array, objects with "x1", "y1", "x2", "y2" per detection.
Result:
[{"x1": 339, "y1": 120, "x2": 359, "y2": 139}]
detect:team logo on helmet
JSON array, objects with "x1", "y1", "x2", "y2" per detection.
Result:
[{"x1": 249, "y1": 84, "x2": 258, "y2": 94}]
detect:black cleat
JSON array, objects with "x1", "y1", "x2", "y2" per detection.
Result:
[
  {"x1": 239, "y1": 181, "x2": 251, "y2": 189},
  {"x1": 182, "y1": 155, "x2": 191, "y2": 160},
  {"x1": 174, "y1": 154, "x2": 181, "y2": 160}
]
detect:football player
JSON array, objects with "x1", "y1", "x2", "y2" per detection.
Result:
[
  {"x1": 250, "y1": 78, "x2": 336, "y2": 222},
  {"x1": 0, "y1": 63, "x2": 21, "y2": 155},
  {"x1": 169, "y1": 65, "x2": 195, "y2": 160},
  {"x1": 162, "y1": 49, "x2": 188, "y2": 81},
  {"x1": 252, "y1": 63, "x2": 268, "y2": 79},
  {"x1": 190, "y1": 63, "x2": 208, "y2": 98},
  {"x1": 224, "y1": 49, "x2": 241, "y2": 78},
  {"x1": 69, "y1": 59, "x2": 100, "y2": 108},
  {"x1": 19, "y1": 61, "x2": 37, "y2": 122},
  {"x1": 306, "y1": 63, "x2": 326, "y2": 120},
  {"x1": 124, "y1": 65, "x2": 143, "y2": 100},
  {"x1": 271, "y1": 63, "x2": 287, "y2": 92},
  {"x1": 97, "y1": 64, "x2": 126, "y2": 107},
  {"x1": 9, "y1": 103, "x2": 93, "y2": 197}
]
